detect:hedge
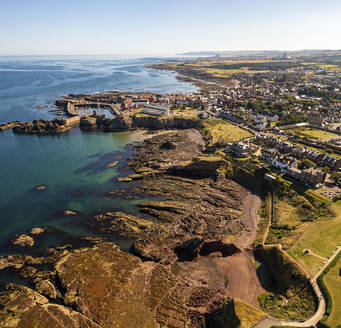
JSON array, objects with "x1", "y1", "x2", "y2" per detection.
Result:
[{"x1": 317, "y1": 250, "x2": 341, "y2": 326}]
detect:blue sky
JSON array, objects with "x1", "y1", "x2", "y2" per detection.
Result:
[{"x1": 0, "y1": 0, "x2": 340, "y2": 55}]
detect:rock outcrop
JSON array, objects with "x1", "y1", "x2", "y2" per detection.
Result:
[
  {"x1": 0, "y1": 242, "x2": 234, "y2": 328},
  {"x1": 11, "y1": 234, "x2": 34, "y2": 248},
  {"x1": 12, "y1": 118, "x2": 70, "y2": 135},
  {"x1": 0, "y1": 128, "x2": 268, "y2": 327},
  {"x1": 79, "y1": 113, "x2": 201, "y2": 132}
]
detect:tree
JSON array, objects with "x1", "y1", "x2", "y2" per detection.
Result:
[{"x1": 297, "y1": 159, "x2": 316, "y2": 170}]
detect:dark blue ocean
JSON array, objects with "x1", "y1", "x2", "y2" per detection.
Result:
[{"x1": 0, "y1": 56, "x2": 196, "y2": 258}]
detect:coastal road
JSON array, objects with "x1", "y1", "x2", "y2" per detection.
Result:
[{"x1": 253, "y1": 246, "x2": 341, "y2": 328}]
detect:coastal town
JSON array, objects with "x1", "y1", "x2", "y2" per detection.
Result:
[
  {"x1": 4, "y1": 53, "x2": 341, "y2": 196},
  {"x1": 2, "y1": 0, "x2": 341, "y2": 326},
  {"x1": 1, "y1": 52, "x2": 341, "y2": 327}
]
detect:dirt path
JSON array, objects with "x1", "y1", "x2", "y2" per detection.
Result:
[
  {"x1": 235, "y1": 190, "x2": 261, "y2": 249},
  {"x1": 262, "y1": 190, "x2": 273, "y2": 245},
  {"x1": 309, "y1": 250, "x2": 328, "y2": 261}
]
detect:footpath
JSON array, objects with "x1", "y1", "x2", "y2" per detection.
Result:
[{"x1": 254, "y1": 190, "x2": 341, "y2": 328}]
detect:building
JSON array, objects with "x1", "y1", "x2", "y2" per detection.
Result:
[
  {"x1": 261, "y1": 148, "x2": 278, "y2": 162},
  {"x1": 141, "y1": 104, "x2": 171, "y2": 117},
  {"x1": 301, "y1": 168, "x2": 326, "y2": 188},
  {"x1": 264, "y1": 173, "x2": 276, "y2": 183},
  {"x1": 287, "y1": 167, "x2": 326, "y2": 188},
  {"x1": 287, "y1": 167, "x2": 301, "y2": 180},
  {"x1": 228, "y1": 141, "x2": 251, "y2": 158},
  {"x1": 271, "y1": 156, "x2": 296, "y2": 173}
]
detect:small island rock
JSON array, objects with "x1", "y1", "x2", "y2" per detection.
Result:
[{"x1": 12, "y1": 234, "x2": 35, "y2": 248}]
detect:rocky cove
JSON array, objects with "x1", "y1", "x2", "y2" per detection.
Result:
[
  {"x1": 0, "y1": 106, "x2": 317, "y2": 327},
  {"x1": 0, "y1": 124, "x2": 271, "y2": 327}
]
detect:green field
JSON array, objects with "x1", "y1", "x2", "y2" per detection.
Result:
[
  {"x1": 290, "y1": 127, "x2": 341, "y2": 141},
  {"x1": 325, "y1": 257, "x2": 341, "y2": 327},
  {"x1": 201, "y1": 119, "x2": 253, "y2": 146},
  {"x1": 265, "y1": 198, "x2": 303, "y2": 247},
  {"x1": 205, "y1": 67, "x2": 270, "y2": 77},
  {"x1": 289, "y1": 201, "x2": 341, "y2": 275},
  {"x1": 302, "y1": 62, "x2": 341, "y2": 72}
]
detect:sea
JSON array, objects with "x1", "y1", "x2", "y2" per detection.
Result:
[{"x1": 0, "y1": 56, "x2": 197, "y2": 264}]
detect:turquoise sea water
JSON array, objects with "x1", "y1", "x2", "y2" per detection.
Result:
[{"x1": 0, "y1": 56, "x2": 196, "y2": 256}]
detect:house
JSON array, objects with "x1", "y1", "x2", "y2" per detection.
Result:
[
  {"x1": 141, "y1": 104, "x2": 171, "y2": 117},
  {"x1": 287, "y1": 167, "x2": 302, "y2": 180},
  {"x1": 250, "y1": 114, "x2": 268, "y2": 130},
  {"x1": 271, "y1": 156, "x2": 296, "y2": 173},
  {"x1": 261, "y1": 111, "x2": 279, "y2": 122},
  {"x1": 261, "y1": 148, "x2": 278, "y2": 162},
  {"x1": 287, "y1": 167, "x2": 326, "y2": 188},
  {"x1": 301, "y1": 168, "x2": 326, "y2": 188},
  {"x1": 228, "y1": 141, "x2": 251, "y2": 158}
]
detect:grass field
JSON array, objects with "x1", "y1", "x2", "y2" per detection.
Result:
[
  {"x1": 266, "y1": 198, "x2": 304, "y2": 247},
  {"x1": 289, "y1": 127, "x2": 341, "y2": 141},
  {"x1": 302, "y1": 62, "x2": 341, "y2": 72},
  {"x1": 201, "y1": 119, "x2": 252, "y2": 146},
  {"x1": 325, "y1": 257, "x2": 341, "y2": 327},
  {"x1": 234, "y1": 298, "x2": 266, "y2": 328},
  {"x1": 288, "y1": 201, "x2": 341, "y2": 275},
  {"x1": 205, "y1": 67, "x2": 269, "y2": 77},
  {"x1": 172, "y1": 106, "x2": 200, "y2": 118}
]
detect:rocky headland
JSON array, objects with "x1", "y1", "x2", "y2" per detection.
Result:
[{"x1": 5, "y1": 117, "x2": 85, "y2": 135}]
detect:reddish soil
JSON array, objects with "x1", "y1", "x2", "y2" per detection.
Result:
[
  {"x1": 172, "y1": 251, "x2": 264, "y2": 308},
  {"x1": 235, "y1": 191, "x2": 262, "y2": 249}
]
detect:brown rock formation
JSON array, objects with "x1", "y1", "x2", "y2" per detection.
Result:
[
  {"x1": 12, "y1": 119, "x2": 70, "y2": 135},
  {"x1": 11, "y1": 234, "x2": 34, "y2": 248},
  {"x1": 0, "y1": 128, "x2": 268, "y2": 327}
]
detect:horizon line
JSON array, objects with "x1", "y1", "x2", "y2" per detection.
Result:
[{"x1": 1, "y1": 48, "x2": 341, "y2": 57}]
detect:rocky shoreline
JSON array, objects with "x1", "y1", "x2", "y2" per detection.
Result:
[{"x1": 0, "y1": 127, "x2": 268, "y2": 327}]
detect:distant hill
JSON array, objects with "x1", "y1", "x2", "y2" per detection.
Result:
[{"x1": 179, "y1": 49, "x2": 341, "y2": 57}]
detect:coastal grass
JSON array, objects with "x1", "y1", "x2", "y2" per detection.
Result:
[
  {"x1": 212, "y1": 298, "x2": 266, "y2": 328},
  {"x1": 253, "y1": 194, "x2": 271, "y2": 247},
  {"x1": 324, "y1": 256, "x2": 341, "y2": 327},
  {"x1": 233, "y1": 298, "x2": 266, "y2": 328},
  {"x1": 201, "y1": 119, "x2": 252, "y2": 146},
  {"x1": 265, "y1": 194, "x2": 315, "y2": 249},
  {"x1": 288, "y1": 201, "x2": 341, "y2": 275},
  {"x1": 287, "y1": 247, "x2": 325, "y2": 276},
  {"x1": 273, "y1": 199, "x2": 300, "y2": 226},
  {"x1": 289, "y1": 127, "x2": 341, "y2": 141},
  {"x1": 172, "y1": 106, "x2": 200, "y2": 118},
  {"x1": 255, "y1": 246, "x2": 316, "y2": 321},
  {"x1": 268, "y1": 192, "x2": 320, "y2": 245},
  {"x1": 205, "y1": 67, "x2": 270, "y2": 77},
  {"x1": 258, "y1": 291, "x2": 315, "y2": 321}
]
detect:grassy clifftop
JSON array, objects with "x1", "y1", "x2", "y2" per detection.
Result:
[{"x1": 255, "y1": 246, "x2": 316, "y2": 321}]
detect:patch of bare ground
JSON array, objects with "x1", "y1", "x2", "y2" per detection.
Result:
[{"x1": 172, "y1": 251, "x2": 265, "y2": 308}]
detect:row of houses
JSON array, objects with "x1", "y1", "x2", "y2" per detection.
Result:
[
  {"x1": 260, "y1": 148, "x2": 326, "y2": 187},
  {"x1": 255, "y1": 134, "x2": 341, "y2": 170},
  {"x1": 287, "y1": 167, "x2": 326, "y2": 188}
]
